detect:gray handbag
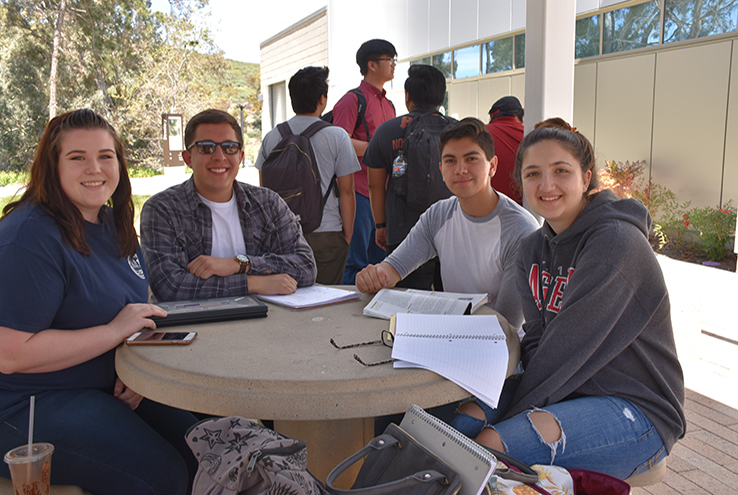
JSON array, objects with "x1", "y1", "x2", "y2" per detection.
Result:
[{"x1": 326, "y1": 423, "x2": 462, "y2": 495}]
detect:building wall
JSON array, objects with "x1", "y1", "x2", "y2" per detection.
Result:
[
  {"x1": 259, "y1": 8, "x2": 329, "y2": 132},
  {"x1": 260, "y1": 0, "x2": 738, "y2": 207}
]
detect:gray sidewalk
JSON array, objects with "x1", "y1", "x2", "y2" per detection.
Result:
[{"x1": 660, "y1": 254, "x2": 738, "y2": 409}]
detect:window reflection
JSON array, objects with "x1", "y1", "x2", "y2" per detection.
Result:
[
  {"x1": 664, "y1": 0, "x2": 738, "y2": 43},
  {"x1": 603, "y1": 0, "x2": 661, "y2": 54},
  {"x1": 514, "y1": 33, "x2": 525, "y2": 69},
  {"x1": 484, "y1": 37, "x2": 513, "y2": 74},
  {"x1": 576, "y1": 15, "x2": 600, "y2": 58},
  {"x1": 432, "y1": 52, "x2": 454, "y2": 78},
  {"x1": 454, "y1": 45, "x2": 481, "y2": 78},
  {"x1": 411, "y1": 57, "x2": 431, "y2": 66}
]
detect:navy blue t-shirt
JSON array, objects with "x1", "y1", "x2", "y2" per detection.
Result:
[{"x1": 0, "y1": 204, "x2": 148, "y2": 422}]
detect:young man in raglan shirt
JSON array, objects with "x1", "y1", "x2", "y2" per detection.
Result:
[
  {"x1": 363, "y1": 64, "x2": 454, "y2": 290},
  {"x1": 356, "y1": 118, "x2": 539, "y2": 329},
  {"x1": 332, "y1": 39, "x2": 397, "y2": 285}
]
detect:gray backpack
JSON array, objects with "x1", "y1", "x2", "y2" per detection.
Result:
[{"x1": 186, "y1": 416, "x2": 329, "y2": 495}]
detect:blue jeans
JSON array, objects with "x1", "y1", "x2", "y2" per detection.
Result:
[
  {"x1": 451, "y1": 379, "x2": 666, "y2": 479},
  {"x1": 0, "y1": 389, "x2": 199, "y2": 495},
  {"x1": 342, "y1": 192, "x2": 386, "y2": 285}
]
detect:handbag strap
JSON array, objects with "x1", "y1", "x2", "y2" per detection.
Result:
[
  {"x1": 325, "y1": 433, "x2": 448, "y2": 495},
  {"x1": 487, "y1": 448, "x2": 540, "y2": 484}
]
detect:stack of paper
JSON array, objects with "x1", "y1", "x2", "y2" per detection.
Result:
[
  {"x1": 390, "y1": 313, "x2": 508, "y2": 408},
  {"x1": 255, "y1": 286, "x2": 359, "y2": 310},
  {"x1": 363, "y1": 288, "x2": 488, "y2": 320}
]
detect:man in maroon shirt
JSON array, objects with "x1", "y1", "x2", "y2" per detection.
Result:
[
  {"x1": 486, "y1": 96, "x2": 524, "y2": 205},
  {"x1": 332, "y1": 39, "x2": 397, "y2": 284}
]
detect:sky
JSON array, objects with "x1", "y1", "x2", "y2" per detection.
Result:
[{"x1": 150, "y1": 0, "x2": 328, "y2": 63}]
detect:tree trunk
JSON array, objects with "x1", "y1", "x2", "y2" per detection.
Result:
[{"x1": 49, "y1": 0, "x2": 68, "y2": 120}]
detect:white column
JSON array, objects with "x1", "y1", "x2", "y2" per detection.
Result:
[{"x1": 523, "y1": 0, "x2": 577, "y2": 134}]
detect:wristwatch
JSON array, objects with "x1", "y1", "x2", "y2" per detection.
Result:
[
  {"x1": 375, "y1": 222, "x2": 387, "y2": 229},
  {"x1": 234, "y1": 254, "x2": 251, "y2": 274}
]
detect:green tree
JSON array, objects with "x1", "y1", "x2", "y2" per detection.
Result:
[{"x1": 0, "y1": 0, "x2": 246, "y2": 171}]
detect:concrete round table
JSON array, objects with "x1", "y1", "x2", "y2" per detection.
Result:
[{"x1": 115, "y1": 288, "x2": 520, "y2": 485}]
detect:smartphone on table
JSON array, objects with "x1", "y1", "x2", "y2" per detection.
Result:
[{"x1": 125, "y1": 331, "x2": 197, "y2": 345}]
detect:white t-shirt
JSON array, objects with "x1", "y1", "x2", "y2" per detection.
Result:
[
  {"x1": 198, "y1": 193, "x2": 247, "y2": 258},
  {"x1": 386, "y1": 193, "x2": 540, "y2": 328},
  {"x1": 255, "y1": 115, "x2": 361, "y2": 233}
]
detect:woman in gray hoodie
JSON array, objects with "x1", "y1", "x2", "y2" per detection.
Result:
[{"x1": 451, "y1": 119, "x2": 685, "y2": 479}]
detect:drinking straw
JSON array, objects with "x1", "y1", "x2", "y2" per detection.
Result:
[
  {"x1": 28, "y1": 395, "x2": 35, "y2": 454},
  {"x1": 27, "y1": 395, "x2": 35, "y2": 479}
]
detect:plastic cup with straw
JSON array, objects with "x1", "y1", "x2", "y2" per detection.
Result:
[{"x1": 4, "y1": 396, "x2": 54, "y2": 495}]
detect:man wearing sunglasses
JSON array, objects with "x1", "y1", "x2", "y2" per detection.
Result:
[
  {"x1": 140, "y1": 109, "x2": 317, "y2": 301},
  {"x1": 331, "y1": 39, "x2": 397, "y2": 286}
]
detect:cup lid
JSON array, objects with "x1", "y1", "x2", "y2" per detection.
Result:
[{"x1": 4, "y1": 443, "x2": 54, "y2": 464}]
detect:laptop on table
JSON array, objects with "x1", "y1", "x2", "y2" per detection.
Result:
[{"x1": 151, "y1": 295, "x2": 268, "y2": 327}]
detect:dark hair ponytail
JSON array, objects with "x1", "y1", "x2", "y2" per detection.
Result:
[{"x1": 513, "y1": 117, "x2": 598, "y2": 194}]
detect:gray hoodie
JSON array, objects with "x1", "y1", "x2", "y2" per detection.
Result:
[{"x1": 508, "y1": 190, "x2": 686, "y2": 453}]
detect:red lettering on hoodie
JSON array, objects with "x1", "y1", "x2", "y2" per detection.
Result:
[
  {"x1": 529, "y1": 264, "x2": 541, "y2": 310},
  {"x1": 541, "y1": 271, "x2": 551, "y2": 302},
  {"x1": 545, "y1": 267, "x2": 575, "y2": 313}
]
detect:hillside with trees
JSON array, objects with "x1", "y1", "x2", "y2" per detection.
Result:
[{"x1": 0, "y1": 0, "x2": 262, "y2": 172}]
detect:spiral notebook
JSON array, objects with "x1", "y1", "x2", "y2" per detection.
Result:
[
  {"x1": 400, "y1": 404, "x2": 497, "y2": 495},
  {"x1": 390, "y1": 314, "x2": 508, "y2": 407}
]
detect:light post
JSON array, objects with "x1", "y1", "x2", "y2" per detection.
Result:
[{"x1": 237, "y1": 103, "x2": 248, "y2": 167}]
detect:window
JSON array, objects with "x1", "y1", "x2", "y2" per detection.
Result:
[
  {"x1": 454, "y1": 45, "x2": 480, "y2": 79},
  {"x1": 483, "y1": 37, "x2": 513, "y2": 74},
  {"x1": 664, "y1": 0, "x2": 738, "y2": 43},
  {"x1": 603, "y1": 0, "x2": 661, "y2": 54},
  {"x1": 269, "y1": 82, "x2": 286, "y2": 129},
  {"x1": 514, "y1": 33, "x2": 525, "y2": 69},
  {"x1": 576, "y1": 15, "x2": 600, "y2": 58},
  {"x1": 411, "y1": 57, "x2": 431, "y2": 66},
  {"x1": 432, "y1": 52, "x2": 454, "y2": 78}
]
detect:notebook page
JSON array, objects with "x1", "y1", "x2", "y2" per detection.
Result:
[{"x1": 391, "y1": 314, "x2": 508, "y2": 407}]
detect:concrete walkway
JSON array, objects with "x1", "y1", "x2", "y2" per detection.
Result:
[{"x1": 0, "y1": 166, "x2": 261, "y2": 199}]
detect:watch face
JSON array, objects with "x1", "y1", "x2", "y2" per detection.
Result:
[{"x1": 236, "y1": 254, "x2": 249, "y2": 263}]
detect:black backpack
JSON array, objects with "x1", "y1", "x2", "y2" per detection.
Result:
[
  {"x1": 261, "y1": 120, "x2": 334, "y2": 234},
  {"x1": 395, "y1": 112, "x2": 456, "y2": 212},
  {"x1": 321, "y1": 88, "x2": 395, "y2": 141},
  {"x1": 321, "y1": 88, "x2": 371, "y2": 140}
]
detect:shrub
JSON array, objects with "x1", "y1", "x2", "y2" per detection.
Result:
[
  {"x1": 687, "y1": 202, "x2": 737, "y2": 260},
  {"x1": 598, "y1": 160, "x2": 646, "y2": 199},
  {"x1": 127, "y1": 166, "x2": 163, "y2": 178},
  {"x1": 599, "y1": 159, "x2": 736, "y2": 260},
  {"x1": 0, "y1": 170, "x2": 29, "y2": 187}
]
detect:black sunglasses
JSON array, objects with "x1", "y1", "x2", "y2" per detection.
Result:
[{"x1": 186, "y1": 140, "x2": 242, "y2": 155}]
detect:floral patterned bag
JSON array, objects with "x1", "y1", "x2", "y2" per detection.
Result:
[
  {"x1": 185, "y1": 416, "x2": 329, "y2": 495},
  {"x1": 490, "y1": 463, "x2": 631, "y2": 495}
]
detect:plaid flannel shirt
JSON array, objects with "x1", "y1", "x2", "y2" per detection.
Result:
[{"x1": 140, "y1": 177, "x2": 316, "y2": 301}]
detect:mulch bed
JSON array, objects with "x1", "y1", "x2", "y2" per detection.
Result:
[{"x1": 651, "y1": 238, "x2": 737, "y2": 273}]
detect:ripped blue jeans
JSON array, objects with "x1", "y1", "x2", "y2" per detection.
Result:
[{"x1": 450, "y1": 379, "x2": 666, "y2": 480}]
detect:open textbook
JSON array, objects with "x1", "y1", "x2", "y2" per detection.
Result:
[
  {"x1": 390, "y1": 313, "x2": 508, "y2": 408},
  {"x1": 363, "y1": 288, "x2": 488, "y2": 320},
  {"x1": 255, "y1": 286, "x2": 359, "y2": 310}
]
